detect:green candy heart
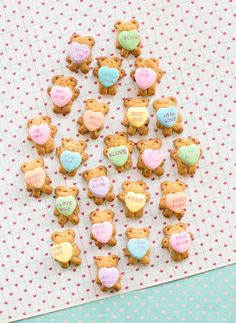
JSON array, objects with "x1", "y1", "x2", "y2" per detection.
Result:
[
  {"x1": 178, "y1": 144, "x2": 200, "y2": 166},
  {"x1": 118, "y1": 30, "x2": 140, "y2": 50},
  {"x1": 108, "y1": 145, "x2": 129, "y2": 166},
  {"x1": 55, "y1": 196, "x2": 76, "y2": 216}
]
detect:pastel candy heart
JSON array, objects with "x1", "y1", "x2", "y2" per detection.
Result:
[
  {"x1": 125, "y1": 192, "x2": 146, "y2": 212},
  {"x1": 142, "y1": 149, "x2": 165, "y2": 170},
  {"x1": 88, "y1": 176, "x2": 110, "y2": 198},
  {"x1": 60, "y1": 150, "x2": 82, "y2": 172},
  {"x1": 126, "y1": 107, "x2": 149, "y2": 127},
  {"x1": 98, "y1": 66, "x2": 119, "y2": 87},
  {"x1": 98, "y1": 267, "x2": 119, "y2": 288},
  {"x1": 55, "y1": 196, "x2": 76, "y2": 216},
  {"x1": 156, "y1": 106, "x2": 178, "y2": 128},
  {"x1": 177, "y1": 144, "x2": 200, "y2": 166},
  {"x1": 29, "y1": 124, "x2": 50, "y2": 145},
  {"x1": 50, "y1": 85, "x2": 72, "y2": 107},
  {"x1": 169, "y1": 232, "x2": 191, "y2": 253},
  {"x1": 118, "y1": 30, "x2": 140, "y2": 50},
  {"x1": 134, "y1": 67, "x2": 156, "y2": 89},
  {"x1": 25, "y1": 167, "x2": 45, "y2": 189},
  {"x1": 166, "y1": 192, "x2": 187, "y2": 213},
  {"x1": 127, "y1": 238, "x2": 149, "y2": 260},
  {"x1": 108, "y1": 145, "x2": 129, "y2": 166},
  {"x1": 51, "y1": 242, "x2": 73, "y2": 263},
  {"x1": 92, "y1": 221, "x2": 113, "y2": 244},
  {"x1": 68, "y1": 42, "x2": 90, "y2": 63},
  {"x1": 83, "y1": 110, "x2": 104, "y2": 131}
]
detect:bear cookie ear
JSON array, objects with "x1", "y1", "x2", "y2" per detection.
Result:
[
  {"x1": 130, "y1": 19, "x2": 139, "y2": 28},
  {"x1": 51, "y1": 75, "x2": 63, "y2": 84}
]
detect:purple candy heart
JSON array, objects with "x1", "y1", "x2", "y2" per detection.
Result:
[
  {"x1": 68, "y1": 42, "x2": 90, "y2": 63},
  {"x1": 88, "y1": 176, "x2": 110, "y2": 198},
  {"x1": 98, "y1": 267, "x2": 119, "y2": 288}
]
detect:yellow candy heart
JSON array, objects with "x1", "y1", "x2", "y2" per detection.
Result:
[
  {"x1": 51, "y1": 242, "x2": 73, "y2": 263},
  {"x1": 126, "y1": 107, "x2": 149, "y2": 127},
  {"x1": 125, "y1": 192, "x2": 146, "y2": 212}
]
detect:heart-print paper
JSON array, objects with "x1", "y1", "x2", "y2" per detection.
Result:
[
  {"x1": 107, "y1": 145, "x2": 129, "y2": 166},
  {"x1": 60, "y1": 150, "x2": 82, "y2": 172},
  {"x1": 83, "y1": 110, "x2": 104, "y2": 131},
  {"x1": 98, "y1": 66, "x2": 119, "y2": 87},
  {"x1": 177, "y1": 144, "x2": 200, "y2": 166},
  {"x1": 88, "y1": 176, "x2": 110, "y2": 198},
  {"x1": 134, "y1": 67, "x2": 156, "y2": 89},
  {"x1": 142, "y1": 149, "x2": 165, "y2": 170},
  {"x1": 55, "y1": 196, "x2": 77, "y2": 216},
  {"x1": 91, "y1": 222, "x2": 113, "y2": 244},
  {"x1": 156, "y1": 106, "x2": 178, "y2": 128},
  {"x1": 118, "y1": 30, "x2": 140, "y2": 50},
  {"x1": 169, "y1": 232, "x2": 191, "y2": 253},
  {"x1": 51, "y1": 242, "x2": 73, "y2": 263},
  {"x1": 125, "y1": 192, "x2": 146, "y2": 212},
  {"x1": 126, "y1": 107, "x2": 149, "y2": 127},
  {"x1": 29, "y1": 124, "x2": 50, "y2": 145},
  {"x1": 127, "y1": 238, "x2": 149, "y2": 260},
  {"x1": 25, "y1": 167, "x2": 46, "y2": 189},
  {"x1": 68, "y1": 42, "x2": 90, "y2": 63},
  {"x1": 50, "y1": 85, "x2": 72, "y2": 107},
  {"x1": 166, "y1": 192, "x2": 187, "y2": 213},
  {"x1": 98, "y1": 267, "x2": 119, "y2": 288}
]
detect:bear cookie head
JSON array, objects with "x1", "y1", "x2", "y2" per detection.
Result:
[
  {"x1": 61, "y1": 138, "x2": 87, "y2": 153},
  {"x1": 27, "y1": 116, "x2": 51, "y2": 128},
  {"x1": 173, "y1": 137, "x2": 199, "y2": 149},
  {"x1": 97, "y1": 56, "x2": 123, "y2": 69},
  {"x1": 21, "y1": 158, "x2": 44, "y2": 173},
  {"x1": 51, "y1": 75, "x2": 77, "y2": 90},
  {"x1": 124, "y1": 98, "x2": 149, "y2": 109},
  {"x1": 115, "y1": 19, "x2": 139, "y2": 32},
  {"x1": 153, "y1": 96, "x2": 177, "y2": 110},
  {"x1": 104, "y1": 132, "x2": 129, "y2": 148},
  {"x1": 122, "y1": 180, "x2": 148, "y2": 194},
  {"x1": 163, "y1": 223, "x2": 187, "y2": 237},
  {"x1": 55, "y1": 186, "x2": 79, "y2": 198},
  {"x1": 90, "y1": 210, "x2": 114, "y2": 224},
  {"x1": 135, "y1": 57, "x2": 161, "y2": 72},
  {"x1": 83, "y1": 166, "x2": 107, "y2": 181},
  {"x1": 161, "y1": 179, "x2": 186, "y2": 194},
  {"x1": 137, "y1": 138, "x2": 162, "y2": 152},
  {"x1": 69, "y1": 33, "x2": 95, "y2": 48},
  {"x1": 51, "y1": 229, "x2": 76, "y2": 244},
  {"x1": 126, "y1": 227, "x2": 150, "y2": 239},
  {"x1": 85, "y1": 99, "x2": 109, "y2": 114},
  {"x1": 95, "y1": 254, "x2": 119, "y2": 268}
]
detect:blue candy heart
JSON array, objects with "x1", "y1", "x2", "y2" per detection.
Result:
[
  {"x1": 60, "y1": 150, "x2": 82, "y2": 172},
  {"x1": 98, "y1": 66, "x2": 119, "y2": 87},
  {"x1": 156, "y1": 106, "x2": 178, "y2": 128},
  {"x1": 127, "y1": 238, "x2": 149, "y2": 260}
]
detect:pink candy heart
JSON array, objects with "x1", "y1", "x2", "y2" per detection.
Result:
[
  {"x1": 50, "y1": 85, "x2": 72, "y2": 107},
  {"x1": 166, "y1": 192, "x2": 187, "y2": 213},
  {"x1": 98, "y1": 267, "x2": 119, "y2": 288},
  {"x1": 134, "y1": 67, "x2": 156, "y2": 89},
  {"x1": 68, "y1": 42, "x2": 90, "y2": 63},
  {"x1": 83, "y1": 110, "x2": 104, "y2": 131},
  {"x1": 29, "y1": 124, "x2": 50, "y2": 145},
  {"x1": 92, "y1": 222, "x2": 113, "y2": 244},
  {"x1": 24, "y1": 167, "x2": 46, "y2": 189},
  {"x1": 169, "y1": 232, "x2": 191, "y2": 253},
  {"x1": 142, "y1": 149, "x2": 165, "y2": 170},
  {"x1": 88, "y1": 176, "x2": 110, "y2": 198}
]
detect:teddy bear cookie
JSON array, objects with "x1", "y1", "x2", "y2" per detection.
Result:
[
  {"x1": 21, "y1": 158, "x2": 53, "y2": 198},
  {"x1": 137, "y1": 138, "x2": 165, "y2": 177},
  {"x1": 114, "y1": 20, "x2": 141, "y2": 58},
  {"x1": 54, "y1": 186, "x2": 80, "y2": 225},
  {"x1": 153, "y1": 96, "x2": 183, "y2": 137},
  {"x1": 27, "y1": 116, "x2": 57, "y2": 155},
  {"x1": 51, "y1": 230, "x2": 81, "y2": 268},
  {"x1": 93, "y1": 56, "x2": 126, "y2": 95},
  {"x1": 118, "y1": 180, "x2": 151, "y2": 218},
  {"x1": 95, "y1": 254, "x2": 121, "y2": 291},
  {"x1": 170, "y1": 137, "x2": 202, "y2": 175},
  {"x1": 122, "y1": 98, "x2": 150, "y2": 135},
  {"x1": 161, "y1": 223, "x2": 193, "y2": 261},
  {"x1": 83, "y1": 166, "x2": 115, "y2": 205},
  {"x1": 103, "y1": 132, "x2": 135, "y2": 172},
  {"x1": 78, "y1": 99, "x2": 109, "y2": 139},
  {"x1": 124, "y1": 227, "x2": 150, "y2": 265},
  {"x1": 47, "y1": 75, "x2": 79, "y2": 115},
  {"x1": 130, "y1": 57, "x2": 164, "y2": 96},
  {"x1": 90, "y1": 210, "x2": 116, "y2": 248},
  {"x1": 66, "y1": 33, "x2": 95, "y2": 73},
  {"x1": 159, "y1": 179, "x2": 187, "y2": 220},
  {"x1": 56, "y1": 138, "x2": 89, "y2": 177}
]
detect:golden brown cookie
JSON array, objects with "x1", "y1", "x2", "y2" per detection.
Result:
[
  {"x1": 136, "y1": 138, "x2": 165, "y2": 177},
  {"x1": 21, "y1": 158, "x2": 53, "y2": 198},
  {"x1": 51, "y1": 230, "x2": 81, "y2": 268},
  {"x1": 153, "y1": 96, "x2": 183, "y2": 137},
  {"x1": 159, "y1": 179, "x2": 187, "y2": 220},
  {"x1": 54, "y1": 186, "x2": 80, "y2": 225},
  {"x1": 83, "y1": 166, "x2": 115, "y2": 205},
  {"x1": 66, "y1": 33, "x2": 95, "y2": 73},
  {"x1": 117, "y1": 180, "x2": 151, "y2": 218},
  {"x1": 47, "y1": 75, "x2": 80, "y2": 115},
  {"x1": 114, "y1": 20, "x2": 141, "y2": 58},
  {"x1": 122, "y1": 98, "x2": 150, "y2": 135},
  {"x1": 27, "y1": 116, "x2": 57, "y2": 155},
  {"x1": 56, "y1": 138, "x2": 89, "y2": 177},
  {"x1": 95, "y1": 254, "x2": 121, "y2": 292},
  {"x1": 93, "y1": 56, "x2": 126, "y2": 95},
  {"x1": 90, "y1": 209, "x2": 116, "y2": 248},
  {"x1": 162, "y1": 223, "x2": 193, "y2": 261},
  {"x1": 77, "y1": 99, "x2": 109, "y2": 139},
  {"x1": 103, "y1": 132, "x2": 135, "y2": 172},
  {"x1": 124, "y1": 227, "x2": 150, "y2": 265},
  {"x1": 170, "y1": 137, "x2": 202, "y2": 175},
  {"x1": 130, "y1": 57, "x2": 164, "y2": 96}
]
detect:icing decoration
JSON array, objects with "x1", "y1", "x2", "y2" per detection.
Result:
[
  {"x1": 55, "y1": 196, "x2": 77, "y2": 216},
  {"x1": 142, "y1": 149, "x2": 165, "y2": 170},
  {"x1": 60, "y1": 150, "x2": 82, "y2": 172},
  {"x1": 98, "y1": 66, "x2": 119, "y2": 87},
  {"x1": 98, "y1": 267, "x2": 119, "y2": 288},
  {"x1": 51, "y1": 242, "x2": 73, "y2": 263},
  {"x1": 118, "y1": 30, "x2": 140, "y2": 50},
  {"x1": 134, "y1": 67, "x2": 156, "y2": 89},
  {"x1": 29, "y1": 124, "x2": 50, "y2": 145},
  {"x1": 83, "y1": 110, "x2": 104, "y2": 131},
  {"x1": 127, "y1": 238, "x2": 149, "y2": 260},
  {"x1": 50, "y1": 85, "x2": 72, "y2": 107},
  {"x1": 91, "y1": 221, "x2": 113, "y2": 244},
  {"x1": 169, "y1": 232, "x2": 191, "y2": 253},
  {"x1": 126, "y1": 107, "x2": 149, "y2": 127},
  {"x1": 25, "y1": 167, "x2": 45, "y2": 189},
  {"x1": 107, "y1": 145, "x2": 129, "y2": 166},
  {"x1": 177, "y1": 144, "x2": 200, "y2": 166},
  {"x1": 125, "y1": 192, "x2": 146, "y2": 212},
  {"x1": 166, "y1": 192, "x2": 187, "y2": 213},
  {"x1": 88, "y1": 176, "x2": 110, "y2": 198},
  {"x1": 156, "y1": 106, "x2": 178, "y2": 128},
  {"x1": 68, "y1": 42, "x2": 90, "y2": 63}
]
